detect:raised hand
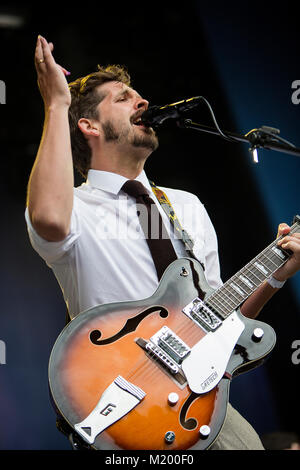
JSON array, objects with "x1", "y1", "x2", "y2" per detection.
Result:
[{"x1": 34, "y1": 35, "x2": 71, "y2": 109}]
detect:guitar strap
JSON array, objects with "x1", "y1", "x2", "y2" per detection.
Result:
[{"x1": 149, "y1": 180, "x2": 197, "y2": 260}]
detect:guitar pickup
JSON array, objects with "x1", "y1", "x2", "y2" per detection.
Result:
[
  {"x1": 150, "y1": 326, "x2": 191, "y2": 364},
  {"x1": 135, "y1": 326, "x2": 189, "y2": 385},
  {"x1": 183, "y1": 297, "x2": 222, "y2": 332}
]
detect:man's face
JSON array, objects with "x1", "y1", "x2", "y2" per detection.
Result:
[{"x1": 96, "y1": 81, "x2": 159, "y2": 154}]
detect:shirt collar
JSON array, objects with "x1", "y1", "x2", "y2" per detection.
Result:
[{"x1": 86, "y1": 169, "x2": 153, "y2": 196}]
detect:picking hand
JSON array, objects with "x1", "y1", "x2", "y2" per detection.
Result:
[{"x1": 35, "y1": 35, "x2": 71, "y2": 109}]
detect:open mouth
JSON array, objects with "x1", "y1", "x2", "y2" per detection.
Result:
[
  {"x1": 132, "y1": 117, "x2": 143, "y2": 126},
  {"x1": 131, "y1": 113, "x2": 150, "y2": 128},
  {"x1": 132, "y1": 117, "x2": 147, "y2": 127}
]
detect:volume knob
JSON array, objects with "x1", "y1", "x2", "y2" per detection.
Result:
[
  {"x1": 165, "y1": 431, "x2": 175, "y2": 444},
  {"x1": 168, "y1": 392, "x2": 179, "y2": 406},
  {"x1": 252, "y1": 328, "x2": 264, "y2": 342},
  {"x1": 199, "y1": 425, "x2": 211, "y2": 439}
]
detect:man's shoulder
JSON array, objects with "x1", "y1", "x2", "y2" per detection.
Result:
[
  {"x1": 73, "y1": 182, "x2": 98, "y2": 202},
  {"x1": 154, "y1": 183, "x2": 203, "y2": 206}
]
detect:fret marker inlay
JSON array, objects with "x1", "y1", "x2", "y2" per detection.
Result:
[
  {"x1": 230, "y1": 282, "x2": 246, "y2": 297},
  {"x1": 254, "y1": 261, "x2": 269, "y2": 276},
  {"x1": 239, "y1": 274, "x2": 254, "y2": 289}
]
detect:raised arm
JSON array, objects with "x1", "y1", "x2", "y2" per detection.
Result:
[{"x1": 27, "y1": 35, "x2": 73, "y2": 241}]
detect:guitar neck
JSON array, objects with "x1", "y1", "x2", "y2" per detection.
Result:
[{"x1": 206, "y1": 216, "x2": 300, "y2": 319}]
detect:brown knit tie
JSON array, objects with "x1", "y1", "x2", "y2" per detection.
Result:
[{"x1": 122, "y1": 180, "x2": 177, "y2": 280}]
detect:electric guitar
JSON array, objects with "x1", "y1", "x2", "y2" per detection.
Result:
[{"x1": 48, "y1": 215, "x2": 300, "y2": 450}]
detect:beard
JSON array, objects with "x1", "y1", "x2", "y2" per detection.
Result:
[{"x1": 102, "y1": 120, "x2": 159, "y2": 153}]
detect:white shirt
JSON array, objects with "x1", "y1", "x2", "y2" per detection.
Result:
[{"x1": 25, "y1": 170, "x2": 222, "y2": 318}]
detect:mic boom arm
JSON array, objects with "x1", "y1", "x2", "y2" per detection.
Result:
[
  {"x1": 141, "y1": 94, "x2": 300, "y2": 161},
  {"x1": 179, "y1": 119, "x2": 300, "y2": 161}
]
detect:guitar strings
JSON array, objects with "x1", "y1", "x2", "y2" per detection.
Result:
[
  {"x1": 208, "y1": 222, "x2": 300, "y2": 318},
  {"x1": 126, "y1": 221, "x2": 300, "y2": 386},
  {"x1": 126, "y1": 315, "x2": 202, "y2": 385}
]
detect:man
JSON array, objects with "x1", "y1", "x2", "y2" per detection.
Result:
[{"x1": 26, "y1": 35, "x2": 300, "y2": 450}]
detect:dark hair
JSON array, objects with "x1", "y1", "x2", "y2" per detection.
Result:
[{"x1": 68, "y1": 64, "x2": 131, "y2": 178}]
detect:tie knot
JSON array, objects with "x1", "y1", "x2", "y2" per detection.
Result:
[{"x1": 122, "y1": 180, "x2": 150, "y2": 200}]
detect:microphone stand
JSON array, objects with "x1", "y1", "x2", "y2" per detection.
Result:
[{"x1": 177, "y1": 118, "x2": 300, "y2": 163}]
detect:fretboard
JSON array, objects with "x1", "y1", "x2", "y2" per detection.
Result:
[{"x1": 206, "y1": 216, "x2": 300, "y2": 319}]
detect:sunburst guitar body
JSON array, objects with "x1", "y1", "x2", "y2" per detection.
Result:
[{"x1": 49, "y1": 254, "x2": 280, "y2": 450}]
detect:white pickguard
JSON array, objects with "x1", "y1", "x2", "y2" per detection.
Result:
[{"x1": 182, "y1": 311, "x2": 245, "y2": 393}]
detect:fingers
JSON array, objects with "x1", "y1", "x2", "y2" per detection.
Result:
[
  {"x1": 39, "y1": 35, "x2": 56, "y2": 66},
  {"x1": 60, "y1": 66, "x2": 71, "y2": 76},
  {"x1": 277, "y1": 222, "x2": 291, "y2": 238},
  {"x1": 35, "y1": 35, "x2": 52, "y2": 69},
  {"x1": 276, "y1": 222, "x2": 299, "y2": 251},
  {"x1": 277, "y1": 233, "x2": 300, "y2": 250},
  {"x1": 35, "y1": 35, "x2": 45, "y2": 68},
  {"x1": 34, "y1": 35, "x2": 70, "y2": 76}
]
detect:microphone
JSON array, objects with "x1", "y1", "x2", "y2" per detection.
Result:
[{"x1": 141, "y1": 96, "x2": 202, "y2": 128}]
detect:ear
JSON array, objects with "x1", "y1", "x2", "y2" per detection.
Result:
[{"x1": 78, "y1": 118, "x2": 100, "y2": 137}]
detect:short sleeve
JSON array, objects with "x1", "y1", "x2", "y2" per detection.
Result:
[
  {"x1": 202, "y1": 208, "x2": 223, "y2": 289},
  {"x1": 24, "y1": 199, "x2": 81, "y2": 265}
]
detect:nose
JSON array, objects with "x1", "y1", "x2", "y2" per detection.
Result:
[{"x1": 136, "y1": 96, "x2": 149, "y2": 110}]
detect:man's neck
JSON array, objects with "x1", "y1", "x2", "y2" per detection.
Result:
[
  {"x1": 91, "y1": 147, "x2": 150, "y2": 180},
  {"x1": 91, "y1": 161, "x2": 145, "y2": 180}
]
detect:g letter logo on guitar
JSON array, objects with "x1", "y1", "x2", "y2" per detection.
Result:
[{"x1": 100, "y1": 403, "x2": 117, "y2": 416}]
